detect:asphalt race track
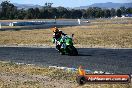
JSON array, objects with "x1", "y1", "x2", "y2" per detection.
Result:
[{"x1": 0, "y1": 47, "x2": 132, "y2": 74}]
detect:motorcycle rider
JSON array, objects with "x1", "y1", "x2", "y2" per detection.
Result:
[{"x1": 51, "y1": 27, "x2": 67, "y2": 51}]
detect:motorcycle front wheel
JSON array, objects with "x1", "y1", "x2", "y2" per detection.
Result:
[{"x1": 67, "y1": 45, "x2": 78, "y2": 56}]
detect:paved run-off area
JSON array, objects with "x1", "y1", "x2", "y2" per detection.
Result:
[{"x1": 0, "y1": 47, "x2": 132, "y2": 74}]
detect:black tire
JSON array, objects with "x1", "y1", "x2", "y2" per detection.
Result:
[
  {"x1": 59, "y1": 48, "x2": 65, "y2": 55},
  {"x1": 67, "y1": 46, "x2": 78, "y2": 56},
  {"x1": 76, "y1": 76, "x2": 86, "y2": 85},
  {"x1": 59, "y1": 51, "x2": 65, "y2": 55}
]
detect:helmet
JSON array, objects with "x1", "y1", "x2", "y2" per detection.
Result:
[{"x1": 51, "y1": 27, "x2": 59, "y2": 33}]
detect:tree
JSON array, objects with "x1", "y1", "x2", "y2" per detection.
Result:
[
  {"x1": 40, "y1": 8, "x2": 51, "y2": 19},
  {"x1": 104, "y1": 9, "x2": 111, "y2": 18},
  {"x1": 16, "y1": 9, "x2": 26, "y2": 19},
  {"x1": 86, "y1": 7, "x2": 94, "y2": 18},
  {"x1": 110, "y1": 8, "x2": 116, "y2": 17},
  {"x1": 46, "y1": 8, "x2": 58, "y2": 18},
  {"x1": 81, "y1": 9, "x2": 87, "y2": 18},
  {"x1": 57, "y1": 7, "x2": 69, "y2": 18},
  {"x1": 94, "y1": 7, "x2": 102, "y2": 18},
  {"x1": 100, "y1": 10, "x2": 105, "y2": 18},
  {"x1": 0, "y1": 5, "x2": 2, "y2": 19},
  {"x1": 44, "y1": 2, "x2": 53, "y2": 8},
  {"x1": 34, "y1": 8, "x2": 40, "y2": 19},
  {"x1": 1, "y1": 1, "x2": 132, "y2": 19},
  {"x1": 1, "y1": 1, "x2": 17, "y2": 19},
  {"x1": 71, "y1": 9, "x2": 82, "y2": 19},
  {"x1": 126, "y1": 8, "x2": 132, "y2": 14},
  {"x1": 120, "y1": 7, "x2": 126, "y2": 15},
  {"x1": 116, "y1": 9, "x2": 122, "y2": 17},
  {"x1": 25, "y1": 8, "x2": 35, "y2": 19}
]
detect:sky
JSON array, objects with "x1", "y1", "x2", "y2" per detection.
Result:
[{"x1": 0, "y1": 0, "x2": 132, "y2": 7}]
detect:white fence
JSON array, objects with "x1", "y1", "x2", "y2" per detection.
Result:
[{"x1": 9, "y1": 21, "x2": 56, "y2": 26}]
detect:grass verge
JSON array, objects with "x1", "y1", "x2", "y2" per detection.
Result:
[
  {"x1": 0, "y1": 19, "x2": 132, "y2": 48},
  {"x1": 0, "y1": 61, "x2": 131, "y2": 88}
]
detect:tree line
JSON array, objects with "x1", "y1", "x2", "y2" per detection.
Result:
[{"x1": 0, "y1": 1, "x2": 132, "y2": 20}]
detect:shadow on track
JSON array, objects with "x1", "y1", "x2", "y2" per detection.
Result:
[{"x1": 78, "y1": 54, "x2": 93, "y2": 56}]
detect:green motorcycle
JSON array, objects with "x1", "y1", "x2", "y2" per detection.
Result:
[{"x1": 52, "y1": 35, "x2": 78, "y2": 56}]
